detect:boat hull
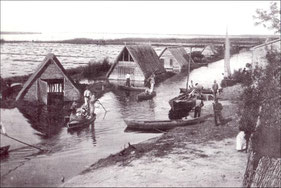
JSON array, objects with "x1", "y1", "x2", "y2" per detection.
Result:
[
  {"x1": 137, "y1": 91, "x2": 156, "y2": 101},
  {"x1": 118, "y1": 85, "x2": 146, "y2": 92},
  {"x1": 125, "y1": 114, "x2": 212, "y2": 131},
  {"x1": 169, "y1": 93, "x2": 196, "y2": 112},
  {"x1": 67, "y1": 114, "x2": 96, "y2": 130}
]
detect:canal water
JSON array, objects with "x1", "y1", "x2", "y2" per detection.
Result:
[{"x1": 0, "y1": 50, "x2": 252, "y2": 186}]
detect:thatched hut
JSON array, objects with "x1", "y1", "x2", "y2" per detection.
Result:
[
  {"x1": 106, "y1": 45, "x2": 166, "y2": 87},
  {"x1": 158, "y1": 47, "x2": 191, "y2": 72},
  {"x1": 16, "y1": 53, "x2": 81, "y2": 105}
]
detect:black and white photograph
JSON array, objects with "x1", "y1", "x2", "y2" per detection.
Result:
[{"x1": 0, "y1": 1, "x2": 280, "y2": 187}]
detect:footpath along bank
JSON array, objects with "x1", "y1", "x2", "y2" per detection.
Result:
[{"x1": 62, "y1": 85, "x2": 247, "y2": 187}]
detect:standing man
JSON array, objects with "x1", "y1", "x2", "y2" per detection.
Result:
[
  {"x1": 125, "y1": 73, "x2": 131, "y2": 87},
  {"x1": 84, "y1": 86, "x2": 92, "y2": 113},
  {"x1": 149, "y1": 73, "x2": 155, "y2": 94},
  {"x1": 212, "y1": 80, "x2": 219, "y2": 99},
  {"x1": 194, "y1": 99, "x2": 204, "y2": 118},
  {"x1": 212, "y1": 98, "x2": 224, "y2": 126}
]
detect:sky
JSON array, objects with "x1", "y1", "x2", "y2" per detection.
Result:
[{"x1": 1, "y1": 1, "x2": 280, "y2": 35}]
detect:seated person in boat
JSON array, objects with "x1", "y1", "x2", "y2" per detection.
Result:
[{"x1": 125, "y1": 73, "x2": 131, "y2": 87}]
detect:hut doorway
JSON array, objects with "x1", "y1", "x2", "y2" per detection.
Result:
[{"x1": 45, "y1": 79, "x2": 64, "y2": 105}]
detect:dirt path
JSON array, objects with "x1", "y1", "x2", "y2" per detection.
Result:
[{"x1": 62, "y1": 85, "x2": 247, "y2": 187}]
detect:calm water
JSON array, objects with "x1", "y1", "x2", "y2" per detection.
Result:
[{"x1": 0, "y1": 40, "x2": 252, "y2": 186}]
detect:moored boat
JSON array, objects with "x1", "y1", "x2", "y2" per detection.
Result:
[
  {"x1": 179, "y1": 88, "x2": 213, "y2": 94},
  {"x1": 125, "y1": 114, "x2": 212, "y2": 131},
  {"x1": 67, "y1": 114, "x2": 96, "y2": 130},
  {"x1": 168, "y1": 93, "x2": 196, "y2": 112},
  {"x1": 0, "y1": 145, "x2": 10, "y2": 156},
  {"x1": 118, "y1": 85, "x2": 146, "y2": 92},
  {"x1": 137, "y1": 91, "x2": 156, "y2": 101}
]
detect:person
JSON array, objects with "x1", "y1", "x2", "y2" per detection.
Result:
[
  {"x1": 212, "y1": 80, "x2": 219, "y2": 99},
  {"x1": 236, "y1": 129, "x2": 247, "y2": 152},
  {"x1": 148, "y1": 73, "x2": 155, "y2": 94},
  {"x1": 189, "y1": 82, "x2": 203, "y2": 98},
  {"x1": 194, "y1": 99, "x2": 204, "y2": 118},
  {"x1": 89, "y1": 93, "x2": 97, "y2": 117},
  {"x1": 125, "y1": 73, "x2": 131, "y2": 87},
  {"x1": 212, "y1": 98, "x2": 224, "y2": 126},
  {"x1": 84, "y1": 86, "x2": 92, "y2": 108},
  {"x1": 0, "y1": 122, "x2": 7, "y2": 135}
]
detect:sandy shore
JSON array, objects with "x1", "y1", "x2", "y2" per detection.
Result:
[{"x1": 62, "y1": 85, "x2": 247, "y2": 187}]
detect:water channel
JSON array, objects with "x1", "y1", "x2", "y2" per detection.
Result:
[{"x1": 0, "y1": 51, "x2": 252, "y2": 186}]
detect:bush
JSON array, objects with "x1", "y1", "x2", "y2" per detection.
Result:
[{"x1": 82, "y1": 58, "x2": 111, "y2": 79}]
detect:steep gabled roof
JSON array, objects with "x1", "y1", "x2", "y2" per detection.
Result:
[
  {"x1": 16, "y1": 53, "x2": 80, "y2": 101},
  {"x1": 159, "y1": 46, "x2": 195, "y2": 66},
  {"x1": 106, "y1": 45, "x2": 165, "y2": 79}
]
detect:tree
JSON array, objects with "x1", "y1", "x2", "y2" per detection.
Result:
[{"x1": 253, "y1": 2, "x2": 281, "y2": 34}]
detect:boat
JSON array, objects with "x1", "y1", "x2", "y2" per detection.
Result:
[
  {"x1": 0, "y1": 145, "x2": 10, "y2": 156},
  {"x1": 137, "y1": 91, "x2": 156, "y2": 101},
  {"x1": 179, "y1": 88, "x2": 213, "y2": 94},
  {"x1": 67, "y1": 114, "x2": 96, "y2": 130},
  {"x1": 169, "y1": 93, "x2": 196, "y2": 112},
  {"x1": 117, "y1": 85, "x2": 146, "y2": 92},
  {"x1": 124, "y1": 114, "x2": 212, "y2": 131}
]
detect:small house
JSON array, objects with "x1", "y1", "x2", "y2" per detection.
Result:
[
  {"x1": 158, "y1": 47, "x2": 192, "y2": 72},
  {"x1": 250, "y1": 38, "x2": 280, "y2": 69},
  {"x1": 106, "y1": 45, "x2": 166, "y2": 87},
  {"x1": 16, "y1": 53, "x2": 81, "y2": 105},
  {"x1": 201, "y1": 44, "x2": 218, "y2": 57}
]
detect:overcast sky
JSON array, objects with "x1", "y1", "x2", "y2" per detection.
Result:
[{"x1": 1, "y1": 1, "x2": 279, "y2": 35}]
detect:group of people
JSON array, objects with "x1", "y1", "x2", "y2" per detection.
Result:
[
  {"x1": 187, "y1": 79, "x2": 225, "y2": 127},
  {"x1": 125, "y1": 72, "x2": 155, "y2": 95},
  {"x1": 69, "y1": 86, "x2": 96, "y2": 122}
]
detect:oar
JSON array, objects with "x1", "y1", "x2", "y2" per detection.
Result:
[
  {"x1": 0, "y1": 133, "x2": 45, "y2": 151},
  {"x1": 97, "y1": 100, "x2": 108, "y2": 112}
]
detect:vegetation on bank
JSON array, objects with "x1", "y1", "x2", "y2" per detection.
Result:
[{"x1": 237, "y1": 50, "x2": 280, "y2": 157}]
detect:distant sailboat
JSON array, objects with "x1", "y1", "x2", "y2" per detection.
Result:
[{"x1": 224, "y1": 27, "x2": 231, "y2": 78}]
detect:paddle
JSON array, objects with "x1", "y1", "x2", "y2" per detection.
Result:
[{"x1": 0, "y1": 133, "x2": 45, "y2": 151}]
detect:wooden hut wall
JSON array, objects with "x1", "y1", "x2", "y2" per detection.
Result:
[
  {"x1": 23, "y1": 82, "x2": 37, "y2": 102},
  {"x1": 64, "y1": 78, "x2": 80, "y2": 101},
  {"x1": 159, "y1": 50, "x2": 181, "y2": 72}
]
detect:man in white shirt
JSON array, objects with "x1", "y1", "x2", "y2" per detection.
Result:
[
  {"x1": 84, "y1": 86, "x2": 92, "y2": 108},
  {"x1": 125, "y1": 73, "x2": 131, "y2": 87}
]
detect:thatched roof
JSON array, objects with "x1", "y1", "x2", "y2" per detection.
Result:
[
  {"x1": 106, "y1": 45, "x2": 166, "y2": 79},
  {"x1": 16, "y1": 53, "x2": 80, "y2": 101},
  {"x1": 159, "y1": 46, "x2": 194, "y2": 66}
]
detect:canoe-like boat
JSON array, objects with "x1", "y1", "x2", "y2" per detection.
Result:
[
  {"x1": 0, "y1": 145, "x2": 10, "y2": 156},
  {"x1": 67, "y1": 114, "x2": 96, "y2": 130},
  {"x1": 118, "y1": 85, "x2": 146, "y2": 92},
  {"x1": 137, "y1": 91, "x2": 156, "y2": 101},
  {"x1": 179, "y1": 88, "x2": 213, "y2": 94},
  {"x1": 169, "y1": 93, "x2": 196, "y2": 112},
  {"x1": 125, "y1": 114, "x2": 212, "y2": 131}
]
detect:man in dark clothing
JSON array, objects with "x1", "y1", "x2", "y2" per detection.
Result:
[
  {"x1": 213, "y1": 98, "x2": 224, "y2": 126},
  {"x1": 194, "y1": 99, "x2": 204, "y2": 118}
]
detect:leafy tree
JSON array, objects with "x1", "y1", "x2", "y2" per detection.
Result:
[{"x1": 253, "y1": 2, "x2": 281, "y2": 34}]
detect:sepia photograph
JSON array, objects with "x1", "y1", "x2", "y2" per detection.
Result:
[{"x1": 0, "y1": 1, "x2": 280, "y2": 187}]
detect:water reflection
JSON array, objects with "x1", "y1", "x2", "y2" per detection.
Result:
[{"x1": 17, "y1": 102, "x2": 66, "y2": 139}]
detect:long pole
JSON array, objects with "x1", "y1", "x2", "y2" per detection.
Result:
[
  {"x1": 97, "y1": 100, "x2": 107, "y2": 112},
  {"x1": 1, "y1": 133, "x2": 45, "y2": 151},
  {"x1": 186, "y1": 47, "x2": 191, "y2": 91}
]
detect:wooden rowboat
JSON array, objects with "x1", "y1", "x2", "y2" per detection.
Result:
[
  {"x1": 179, "y1": 88, "x2": 213, "y2": 94},
  {"x1": 125, "y1": 114, "x2": 212, "y2": 131},
  {"x1": 67, "y1": 114, "x2": 96, "y2": 130},
  {"x1": 118, "y1": 85, "x2": 146, "y2": 92},
  {"x1": 137, "y1": 91, "x2": 156, "y2": 101},
  {"x1": 0, "y1": 145, "x2": 10, "y2": 156}
]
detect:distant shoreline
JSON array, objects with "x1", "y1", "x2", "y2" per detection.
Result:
[
  {"x1": 0, "y1": 35, "x2": 278, "y2": 47},
  {"x1": 1, "y1": 31, "x2": 42, "y2": 35}
]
